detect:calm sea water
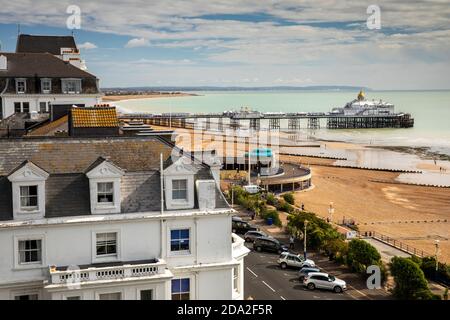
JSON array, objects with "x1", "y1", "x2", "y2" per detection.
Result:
[{"x1": 115, "y1": 90, "x2": 450, "y2": 155}]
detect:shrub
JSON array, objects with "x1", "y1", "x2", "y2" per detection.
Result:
[
  {"x1": 266, "y1": 193, "x2": 278, "y2": 206},
  {"x1": 347, "y1": 239, "x2": 382, "y2": 274},
  {"x1": 390, "y1": 257, "x2": 436, "y2": 300},
  {"x1": 261, "y1": 208, "x2": 282, "y2": 227},
  {"x1": 276, "y1": 200, "x2": 295, "y2": 213},
  {"x1": 282, "y1": 192, "x2": 295, "y2": 205}
]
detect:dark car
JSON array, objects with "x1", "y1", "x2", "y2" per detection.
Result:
[
  {"x1": 253, "y1": 237, "x2": 289, "y2": 254},
  {"x1": 298, "y1": 267, "x2": 321, "y2": 281},
  {"x1": 243, "y1": 230, "x2": 269, "y2": 243},
  {"x1": 232, "y1": 216, "x2": 258, "y2": 234}
]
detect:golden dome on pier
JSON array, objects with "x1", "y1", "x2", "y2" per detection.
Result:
[{"x1": 357, "y1": 90, "x2": 365, "y2": 101}]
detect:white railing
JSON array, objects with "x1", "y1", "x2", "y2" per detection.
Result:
[{"x1": 49, "y1": 260, "x2": 167, "y2": 285}]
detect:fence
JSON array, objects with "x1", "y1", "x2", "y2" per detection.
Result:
[{"x1": 363, "y1": 231, "x2": 433, "y2": 258}]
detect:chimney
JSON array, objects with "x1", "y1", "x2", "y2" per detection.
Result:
[{"x1": 0, "y1": 55, "x2": 7, "y2": 70}]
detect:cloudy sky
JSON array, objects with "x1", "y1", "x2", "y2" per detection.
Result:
[{"x1": 0, "y1": 0, "x2": 449, "y2": 89}]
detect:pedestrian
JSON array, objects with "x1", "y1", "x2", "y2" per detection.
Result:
[
  {"x1": 251, "y1": 212, "x2": 255, "y2": 220},
  {"x1": 289, "y1": 235, "x2": 295, "y2": 249},
  {"x1": 301, "y1": 203, "x2": 305, "y2": 211}
]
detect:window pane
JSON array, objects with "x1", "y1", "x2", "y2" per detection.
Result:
[
  {"x1": 22, "y1": 102, "x2": 30, "y2": 113},
  {"x1": 140, "y1": 290, "x2": 153, "y2": 300},
  {"x1": 14, "y1": 102, "x2": 21, "y2": 113},
  {"x1": 181, "y1": 279, "x2": 190, "y2": 292},
  {"x1": 39, "y1": 102, "x2": 47, "y2": 113},
  {"x1": 180, "y1": 229, "x2": 189, "y2": 239},
  {"x1": 171, "y1": 279, "x2": 181, "y2": 293}
]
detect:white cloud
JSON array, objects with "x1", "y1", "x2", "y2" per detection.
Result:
[
  {"x1": 78, "y1": 41, "x2": 97, "y2": 50},
  {"x1": 125, "y1": 38, "x2": 150, "y2": 48}
]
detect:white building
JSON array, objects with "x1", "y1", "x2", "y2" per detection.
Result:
[
  {"x1": 0, "y1": 34, "x2": 102, "y2": 120},
  {"x1": 0, "y1": 135, "x2": 249, "y2": 300}
]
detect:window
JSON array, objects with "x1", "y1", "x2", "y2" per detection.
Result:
[
  {"x1": 20, "y1": 185, "x2": 38, "y2": 210},
  {"x1": 98, "y1": 292, "x2": 121, "y2": 300},
  {"x1": 96, "y1": 232, "x2": 117, "y2": 257},
  {"x1": 172, "y1": 179, "x2": 187, "y2": 200},
  {"x1": 14, "y1": 102, "x2": 21, "y2": 113},
  {"x1": 16, "y1": 79, "x2": 26, "y2": 93},
  {"x1": 97, "y1": 182, "x2": 114, "y2": 203},
  {"x1": 233, "y1": 267, "x2": 239, "y2": 292},
  {"x1": 171, "y1": 279, "x2": 190, "y2": 300},
  {"x1": 140, "y1": 290, "x2": 153, "y2": 300},
  {"x1": 170, "y1": 229, "x2": 190, "y2": 252},
  {"x1": 62, "y1": 79, "x2": 81, "y2": 94},
  {"x1": 66, "y1": 296, "x2": 81, "y2": 300},
  {"x1": 22, "y1": 102, "x2": 30, "y2": 113},
  {"x1": 41, "y1": 79, "x2": 51, "y2": 93},
  {"x1": 39, "y1": 102, "x2": 47, "y2": 113},
  {"x1": 15, "y1": 294, "x2": 38, "y2": 300},
  {"x1": 18, "y1": 240, "x2": 42, "y2": 264}
]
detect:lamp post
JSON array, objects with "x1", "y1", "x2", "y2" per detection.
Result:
[
  {"x1": 328, "y1": 202, "x2": 334, "y2": 223},
  {"x1": 292, "y1": 167, "x2": 295, "y2": 191},
  {"x1": 303, "y1": 220, "x2": 308, "y2": 259}
]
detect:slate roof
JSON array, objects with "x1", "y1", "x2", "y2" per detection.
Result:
[
  {"x1": 0, "y1": 52, "x2": 96, "y2": 78},
  {"x1": 0, "y1": 136, "x2": 229, "y2": 221},
  {"x1": 71, "y1": 107, "x2": 119, "y2": 128},
  {"x1": 16, "y1": 34, "x2": 77, "y2": 55}
]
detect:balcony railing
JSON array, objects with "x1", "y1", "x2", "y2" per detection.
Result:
[{"x1": 49, "y1": 259, "x2": 167, "y2": 285}]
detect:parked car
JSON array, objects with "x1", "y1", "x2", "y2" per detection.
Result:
[
  {"x1": 244, "y1": 230, "x2": 269, "y2": 243},
  {"x1": 303, "y1": 272, "x2": 347, "y2": 293},
  {"x1": 277, "y1": 252, "x2": 316, "y2": 269},
  {"x1": 232, "y1": 216, "x2": 258, "y2": 234},
  {"x1": 253, "y1": 237, "x2": 289, "y2": 254},
  {"x1": 243, "y1": 184, "x2": 263, "y2": 194},
  {"x1": 298, "y1": 267, "x2": 321, "y2": 281}
]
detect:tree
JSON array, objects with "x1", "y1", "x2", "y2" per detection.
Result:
[
  {"x1": 347, "y1": 239, "x2": 382, "y2": 274},
  {"x1": 390, "y1": 257, "x2": 437, "y2": 300},
  {"x1": 282, "y1": 192, "x2": 295, "y2": 205}
]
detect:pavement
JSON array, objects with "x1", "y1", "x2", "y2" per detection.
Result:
[{"x1": 236, "y1": 210, "x2": 392, "y2": 300}]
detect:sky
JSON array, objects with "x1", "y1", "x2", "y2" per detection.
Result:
[{"x1": 0, "y1": 0, "x2": 449, "y2": 90}]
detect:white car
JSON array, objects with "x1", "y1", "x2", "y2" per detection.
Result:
[
  {"x1": 243, "y1": 185, "x2": 262, "y2": 194},
  {"x1": 303, "y1": 272, "x2": 347, "y2": 293},
  {"x1": 277, "y1": 252, "x2": 315, "y2": 269}
]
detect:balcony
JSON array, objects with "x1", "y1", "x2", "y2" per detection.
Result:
[{"x1": 48, "y1": 259, "x2": 169, "y2": 286}]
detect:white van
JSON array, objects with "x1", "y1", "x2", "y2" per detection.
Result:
[{"x1": 243, "y1": 185, "x2": 262, "y2": 194}]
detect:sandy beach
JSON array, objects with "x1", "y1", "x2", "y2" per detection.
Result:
[
  {"x1": 103, "y1": 92, "x2": 196, "y2": 102},
  {"x1": 140, "y1": 125, "x2": 450, "y2": 262}
]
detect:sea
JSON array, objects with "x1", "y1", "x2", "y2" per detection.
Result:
[
  {"x1": 115, "y1": 90, "x2": 450, "y2": 157},
  {"x1": 115, "y1": 90, "x2": 450, "y2": 186}
]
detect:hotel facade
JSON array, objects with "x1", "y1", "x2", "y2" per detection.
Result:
[{"x1": 0, "y1": 134, "x2": 248, "y2": 300}]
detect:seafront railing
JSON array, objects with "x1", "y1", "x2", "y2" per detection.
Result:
[{"x1": 363, "y1": 231, "x2": 433, "y2": 258}]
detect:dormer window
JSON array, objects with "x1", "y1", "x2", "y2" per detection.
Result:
[
  {"x1": 62, "y1": 78, "x2": 81, "y2": 94},
  {"x1": 7, "y1": 161, "x2": 49, "y2": 220},
  {"x1": 163, "y1": 158, "x2": 197, "y2": 210},
  {"x1": 16, "y1": 79, "x2": 26, "y2": 94},
  {"x1": 20, "y1": 185, "x2": 38, "y2": 211},
  {"x1": 41, "y1": 79, "x2": 51, "y2": 94},
  {"x1": 97, "y1": 182, "x2": 114, "y2": 203},
  {"x1": 86, "y1": 158, "x2": 124, "y2": 214},
  {"x1": 172, "y1": 179, "x2": 188, "y2": 200}
]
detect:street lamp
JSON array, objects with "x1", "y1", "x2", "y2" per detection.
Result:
[
  {"x1": 328, "y1": 202, "x2": 334, "y2": 223},
  {"x1": 292, "y1": 167, "x2": 295, "y2": 191},
  {"x1": 303, "y1": 220, "x2": 308, "y2": 260}
]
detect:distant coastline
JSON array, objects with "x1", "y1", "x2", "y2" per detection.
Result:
[{"x1": 103, "y1": 92, "x2": 197, "y2": 102}]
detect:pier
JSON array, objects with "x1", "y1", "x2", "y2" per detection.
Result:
[{"x1": 119, "y1": 111, "x2": 414, "y2": 131}]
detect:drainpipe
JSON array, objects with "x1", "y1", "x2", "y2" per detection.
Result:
[{"x1": 160, "y1": 153, "x2": 165, "y2": 260}]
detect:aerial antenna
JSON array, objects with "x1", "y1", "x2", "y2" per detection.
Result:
[{"x1": 17, "y1": 23, "x2": 21, "y2": 36}]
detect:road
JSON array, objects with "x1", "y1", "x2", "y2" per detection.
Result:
[
  {"x1": 243, "y1": 244, "x2": 354, "y2": 300},
  {"x1": 243, "y1": 241, "x2": 391, "y2": 300}
]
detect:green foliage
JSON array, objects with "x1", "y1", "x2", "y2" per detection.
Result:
[
  {"x1": 261, "y1": 208, "x2": 282, "y2": 227},
  {"x1": 390, "y1": 257, "x2": 436, "y2": 300},
  {"x1": 408, "y1": 256, "x2": 450, "y2": 285},
  {"x1": 265, "y1": 193, "x2": 278, "y2": 206},
  {"x1": 287, "y1": 211, "x2": 343, "y2": 251},
  {"x1": 276, "y1": 200, "x2": 295, "y2": 214},
  {"x1": 230, "y1": 185, "x2": 265, "y2": 215},
  {"x1": 282, "y1": 192, "x2": 295, "y2": 205},
  {"x1": 347, "y1": 239, "x2": 382, "y2": 274}
]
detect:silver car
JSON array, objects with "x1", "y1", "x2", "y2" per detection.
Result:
[
  {"x1": 244, "y1": 230, "x2": 269, "y2": 243},
  {"x1": 303, "y1": 272, "x2": 347, "y2": 293},
  {"x1": 277, "y1": 252, "x2": 315, "y2": 269}
]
